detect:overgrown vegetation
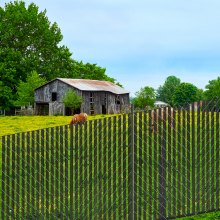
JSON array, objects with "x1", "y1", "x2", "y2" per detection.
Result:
[{"x1": 62, "y1": 90, "x2": 82, "y2": 115}]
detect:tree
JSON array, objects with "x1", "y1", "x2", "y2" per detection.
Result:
[
  {"x1": 0, "y1": 1, "x2": 74, "y2": 108},
  {"x1": 63, "y1": 90, "x2": 82, "y2": 115},
  {"x1": 132, "y1": 86, "x2": 156, "y2": 109},
  {"x1": 196, "y1": 88, "x2": 204, "y2": 100},
  {"x1": 0, "y1": 81, "x2": 14, "y2": 110},
  {"x1": 15, "y1": 71, "x2": 46, "y2": 106},
  {"x1": 156, "y1": 76, "x2": 181, "y2": 106},
  {"x1": 69, "y1": 61, "x2": 122, "y2": 87},
  {"x1": 204, "y1": 77, "x2": 220, "y2": 100},
  {"x1": 0, "y1": 1, "x2": 122, "y2": 109},
  {"x1": 172, "y1": 83, "x2": 200, "y2": 106}
]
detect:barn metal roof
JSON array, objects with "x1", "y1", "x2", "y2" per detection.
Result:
[
  {"x1": 58, "y1": 78, "x2": 129, "y2": 94},
  {"x1": 35, "y1": 78, "x2": 129, "y2": 95}
]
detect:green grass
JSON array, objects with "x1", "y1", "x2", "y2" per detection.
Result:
[
  {"x1": 179, "y1": 211, "x2": 220, "y2": 219},
  {"x1": 0, "y1": 114, "x2": 114, "y2": 137},
  {"x1": 0, "y1": 113, "x2": 219, "y2": 219}
]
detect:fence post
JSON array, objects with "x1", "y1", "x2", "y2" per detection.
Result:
[
  {"x1": 158, "y1": 107, "x2": 167, "y2": 219},
  {"x1": 128, "y1": 105, "x2": 135, "y2": 220}
]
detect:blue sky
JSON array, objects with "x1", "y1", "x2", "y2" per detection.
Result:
[{"x1": 1, "y1": 0, "x2": 220, "y2": 96}]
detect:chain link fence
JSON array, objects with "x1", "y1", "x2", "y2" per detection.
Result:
[{"x1": 1, "y1": 99, "x2": 220, "y2": 219}]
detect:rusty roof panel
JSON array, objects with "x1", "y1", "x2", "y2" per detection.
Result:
[{"x1": 57, "y1": 78, "x2": 129, "y2": 94}]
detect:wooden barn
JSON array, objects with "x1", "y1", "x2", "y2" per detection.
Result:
[{"x1": 34, "y1": 78, "x2": 130, "y2": 115}]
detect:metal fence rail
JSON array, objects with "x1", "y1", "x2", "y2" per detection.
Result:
[{"x1": 1, "y1": 100, "x2": 220, "y2": 219}]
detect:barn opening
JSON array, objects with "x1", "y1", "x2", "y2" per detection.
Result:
[
  {"x1": 35, "y1": 103, "x2": 49, "y2": 115},
  {"x1": 52, "y1": 92, "x2": 57, "y2": 101},
  {"x1": 102, "y1": 105, "x2": 107, "y2": 114},
  {"x1": 65, "y1": 107, "x2": 80, "y2": 116},
  {"x1": 115, "y1": 95, "x2": 121, "y2": 112}
]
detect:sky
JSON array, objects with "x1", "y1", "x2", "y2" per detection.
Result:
[{"x1": 1, "y1": 0, "x2": 220, "y2": 96}]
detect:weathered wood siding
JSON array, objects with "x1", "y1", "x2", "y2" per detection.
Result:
[
  {"x1": 35, "y1": 79, "x2": 130, "y2": 115},
  {"x1": 35, "y1": 80, "x2": 81, "y2": 103}
]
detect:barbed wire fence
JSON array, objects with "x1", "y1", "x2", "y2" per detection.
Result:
[{"x1": 1, "y1": 99, "x2": 220, "y2": 219}]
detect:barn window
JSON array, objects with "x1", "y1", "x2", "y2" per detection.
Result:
[
  {"x1": 52, "y1": 92, "x2": 57, "y2": 101},
  {"x1": 115, "y1": 95, "x2": 120, "y2": 105}
]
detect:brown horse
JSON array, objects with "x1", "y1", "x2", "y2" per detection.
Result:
[{"x1": 70, "y1": 113, "x2": 88, "y2": 125}]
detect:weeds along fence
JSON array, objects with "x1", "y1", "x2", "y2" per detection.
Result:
[{"x1": 1, "y1": 100, "x2": 220, "y2": 219}]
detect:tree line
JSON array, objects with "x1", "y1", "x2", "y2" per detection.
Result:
[
  {"x1": 0, "y1": 1, "x2": 120, "y2": 110},
  {"x1": 132, "y1": 75, "x2": 220, "y2": 109},
  {"x1": 1, "y1": 1, "x2": 219, "y2": 111}
]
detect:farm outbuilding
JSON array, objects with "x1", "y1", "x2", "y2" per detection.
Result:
[{"x1": 34, "y1": 78, "x2": 130, "y2": 115}]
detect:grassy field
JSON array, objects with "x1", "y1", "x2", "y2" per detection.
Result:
[
  {"x1": 0, "y1": 114, "x2": 220, "y2": 219},
  {"x1": 179, "y1": 211, "x2": 220, "y2": 219},
  {"x1": 0, "y1": 115, "x2": 114, "y2": 137}
]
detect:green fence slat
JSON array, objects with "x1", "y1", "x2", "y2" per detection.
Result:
[
  {"x1": 21, "y1": 133, "x2": 25, "y2": 217},
  {"x1": 64, "y1": 125, "x2": 69, "y2": 218},
  {"x1": 26, "y1": 132, "x2": 31, "y2": 215},
  {"x1": 2, "y1": 136, "x2": 6, "y2": 220},
  {"x1": 45, "y1": 128, "x2": 50, "y2": 219},
  {"x1": 59, "y1": 126, "x2": 64, "y2": 216},
  {"x1": 70, "y1": 125, "x2": 74, "y2": 219},
  {"x1": 16, "y1": 133, "x2": 21, "y2": 218},
  {"x1": 50, "y1": 127, "x2": 55, "y2": 214}
]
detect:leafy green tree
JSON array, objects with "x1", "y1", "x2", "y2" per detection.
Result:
[
  {"x1": 15, "y1": 71, "x2": 46, "y2": 106},
  {"x1": 69, "y1": 61, "x2": 122, "y2": 87},
  {"x1": 132, "y1": 86, "x2": 156, "y2": 109},
  {"x1": 0, "y1": 1, "x2": 122, "y2": 109},
  {"x1": 63, "y1": 90, "x2": 82, "y2": 115},
  {"x1": 0, "y1": 0, "x2": 74, "y2": 108},
  {"x1": 0, "y1": 81, "x2": 14, "y2": 110},
  {"x1": 204, "y1": 77, "x2": 220, "y2": 100},
  {"x1": 156, "y1": 76, "x2": 181, "y2": 106},
  {"x1": 172, "y1": 83, "x2": 200, "y2": 106},
  {"x1": 196, "y1": 88, "x2": 205, "y2": 100}
]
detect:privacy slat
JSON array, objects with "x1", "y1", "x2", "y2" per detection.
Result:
[
  {"x1": 69, "y1": 125, "x2": 74, "y2": 219},
  {"x1": 192, "y1": 103, "x2": 195, "y2": 213},
  {"x1": 216, "y1": 102, "x2": 220, "y2": 209},
  {"x1": 206, "y1": 102, "x2": 211, "y2": 211},
  {"x1": 123, "y1": 114, "x2": 127, "y2": 219},
  {"x1": 113, "y1": 117, "x2": 117, "y2": 220},
  {"x1": 196, "y1": 103, "x2": 201, "y2": 213},
  {"x1": 21, "y1": 133, "x2": 25, "y2": 217},
  {"x1": 177, "y1": 108, "x2": 181, "y2": 216},
  {"x1": 64, "y1": 125, "x2": 69, "y2": 218},
  {"x1": 108, "y1": 118, "x2": 112, "y2": 219},
  {"x1": 1, "y1": 100, "x2": 219, "y2": 219},
  {"x1": 26, "y1": 132, "x2": 31, "y2": 215},
  {"x1": 50, "y1": 128, "x2": 55, "y2": 214},
  {"x1": 45, "y1": 128, "x2": 50, "y2": 219},
  {"x1": 103, "y1": 118, "x2": 107, "y2": 219},
  {"x1": 2, "y1": 136, "x2": 6, "y2": 220},
  {"x1": 148, "y1": 110, "x2": 153, "y2": 217},
  {"x1": 75, "y1": 124, "x2": 79, "y2": 219},
  {"x1": 202, "y1": 102, "x2": 206, "y2": 212}
]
